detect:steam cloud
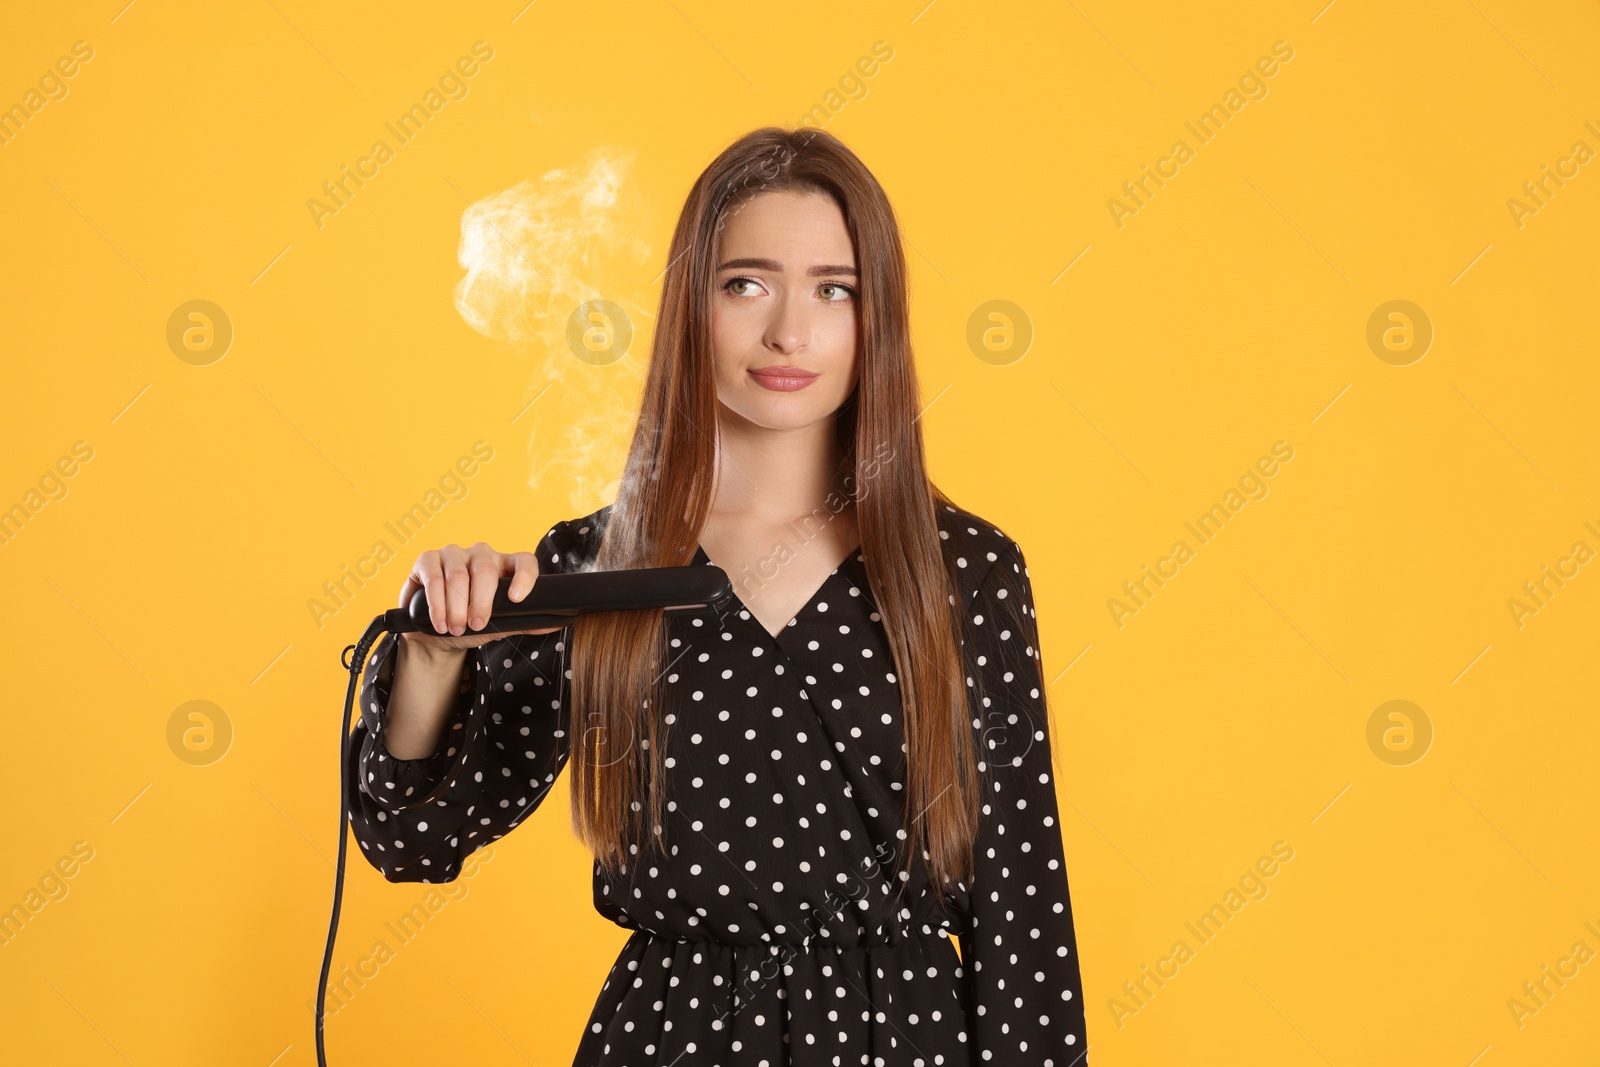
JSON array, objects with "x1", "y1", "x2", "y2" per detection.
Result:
[{"x1": 453, "y1": 147, "x2": 655, "y2": 509}]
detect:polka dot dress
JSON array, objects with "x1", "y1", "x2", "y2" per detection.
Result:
[{"x1": 347, "y1": 502, "x2": 1089, "y2": 1065}]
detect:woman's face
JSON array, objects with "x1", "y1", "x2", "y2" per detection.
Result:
[{"x1": 710, "y1": 189, "x2": 860, "y2": 432}]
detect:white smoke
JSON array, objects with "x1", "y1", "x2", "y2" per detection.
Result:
[{"x1": 453, "y1": 146, "x2": 656, "y2": 508}]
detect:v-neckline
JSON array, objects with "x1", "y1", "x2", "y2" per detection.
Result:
[{"x1": 692, "y1": 541, "x2": 862, "y2": 641}]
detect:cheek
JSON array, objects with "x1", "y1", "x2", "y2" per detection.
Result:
[
  {"x1": 710, "y1": 304, "x2": 750, "y2": 367},
  {"x1": 824, "y1": 312, "x2": 860, "y2": 376}
]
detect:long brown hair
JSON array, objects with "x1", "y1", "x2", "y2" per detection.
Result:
[{"x1": 567, "y1": 126, "x2": 980, "y2": 907}]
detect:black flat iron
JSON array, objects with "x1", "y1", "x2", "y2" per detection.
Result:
[{"x1": 317, "y1": 563, "x2": 733, "y2": 1066}]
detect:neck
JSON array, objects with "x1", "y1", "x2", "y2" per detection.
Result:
[{"x1": 710, "y1": 402, "x2": 851, "y2": 524}]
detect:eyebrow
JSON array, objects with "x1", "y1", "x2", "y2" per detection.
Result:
[{"x1": 716, "y1": 257, "x2": 859, "y2": 278}]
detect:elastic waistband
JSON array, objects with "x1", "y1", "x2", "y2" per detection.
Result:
[{"x1": 628, "y1": 924, "x2": 953, "y2": 956}]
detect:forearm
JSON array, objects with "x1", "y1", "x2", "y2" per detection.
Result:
[{"x1": 382, "y1": 635, "x2": 470, "y2": 759}]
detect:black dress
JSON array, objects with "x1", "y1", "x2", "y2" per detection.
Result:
[{"x1": 347, "y1": 502, "x2": 1090, "y2": 1065}]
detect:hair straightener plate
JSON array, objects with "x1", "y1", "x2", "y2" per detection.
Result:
[{"x1": 317, "y1": 563, "x2": 733, "y2": 1067}]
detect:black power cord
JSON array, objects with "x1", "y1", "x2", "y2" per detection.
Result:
[
  {"x1": 318, "y1": 614, "x2": 389, "y2": 1067},
  {"x1": 314, "y1": 568, "x2": 733, "y2": 1066}
]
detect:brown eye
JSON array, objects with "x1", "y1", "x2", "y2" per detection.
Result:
[{"x1": 819, "y1": 283, "x2": 855, "y2": 302}]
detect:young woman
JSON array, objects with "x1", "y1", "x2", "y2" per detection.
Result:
[{"x1": 347, "y1": 127, "x2": 1089, "y2": 1065}]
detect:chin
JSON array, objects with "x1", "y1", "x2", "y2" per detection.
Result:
[{"x1": 725, "y1": 393, "x2": 847, "y2": 431}]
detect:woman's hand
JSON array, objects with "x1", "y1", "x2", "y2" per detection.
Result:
[{"x1": 397, "y1": 541, "x2": 565, "y2": 653}]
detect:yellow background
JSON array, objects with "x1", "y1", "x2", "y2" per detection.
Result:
[{"x1": 3, "y1": 1, "x2": 1597, "y2": 1064}]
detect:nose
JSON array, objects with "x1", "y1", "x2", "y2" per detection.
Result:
[{"x1": 762, "y1": 287, "x2": 810, "y2": 355}]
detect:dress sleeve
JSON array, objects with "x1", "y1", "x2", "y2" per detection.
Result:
[
  {"x1": 344, "y1": 523, "x2": 576, "y2": 883},
  {"x1": 958, "y1": 538, "x2": 1090, "y2": 1063}
]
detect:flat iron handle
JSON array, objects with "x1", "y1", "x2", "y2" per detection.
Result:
[{"x1": 392, "y1": 565, "x2": 733, "y2": 636}]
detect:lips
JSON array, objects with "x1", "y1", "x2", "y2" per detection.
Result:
[{"x1": 748, "y1": 365, "x2": 819, "y2": 391}]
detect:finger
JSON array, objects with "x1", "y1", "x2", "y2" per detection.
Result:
[
  {"x1": 504, "y1": 551, "x2": 539, "y2": 603},
  {"x1": 408, "y1": 551, "x2": 447, "y2": 634},
  {"x1": 399, "y1": 549, "x2": 434, "y2": 609},
  {"x1": 441, "y1": 544, "x2": 471, "y2": 635},
  {"x1": 467, "y1": 543, "x2": 500, "y2": 631}
]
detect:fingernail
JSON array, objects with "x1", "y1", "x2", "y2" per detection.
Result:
[{"x1": 470, "y1": 616, "x2": 483, "y2": 630}]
